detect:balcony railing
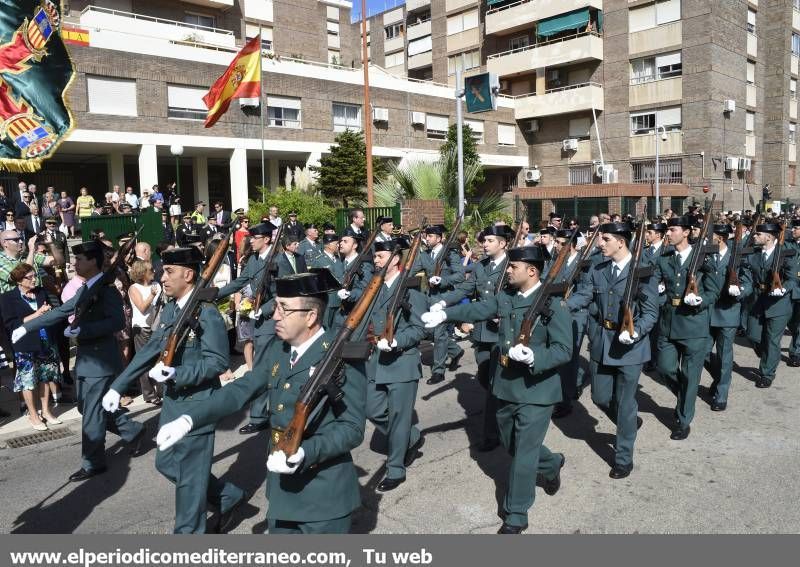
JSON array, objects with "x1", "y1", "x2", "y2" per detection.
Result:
[
  {"x1": 80, "y1": 5, "x2": 234, "y2": 37},
  {"x1": 629, "y1": 69, "x2": 682, "y2": 85},
  {"x1": 487, "y1": 30, "x2": 601, "y2": 60},
  {"x1": 510, "y1": 81, "x2": 602, "y2": 99}
]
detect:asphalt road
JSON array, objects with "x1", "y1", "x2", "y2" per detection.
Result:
[{"x1": 1, "y1": 334, "x2": 798, "y2": 534}]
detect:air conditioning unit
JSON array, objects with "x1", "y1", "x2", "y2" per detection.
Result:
[
  {"x1": 594, "y1": 163, "x2": 613, "y2": 177},
  {"x1": 724, "y1": 156, "x2": 740, "y2": 171},
  {"x1": 524, "y1": 168, "x2": 541, "y2": 183},
  {"x1": 526, "y1": 119, "x2": 540, "y2": 133},
  {"x1": 372, "y1": 107, "x2": 389, "y2": 122},
  {"x1": 602, "y1": 168, "x2": 618, "y2": 184},
  {"x1": 411, "y1": 111, "x2": 426, "y2": 126},
  {"x1": 723, "y1": 99, "x2": 736, "y2": 113},
  {"x1": 739, "y1": 157, "x2": 752, "y2": 171},
  {"x1": 562, "y1": 138, "x2": 579, "y2": 151}
]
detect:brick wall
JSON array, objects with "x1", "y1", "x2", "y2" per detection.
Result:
[{"x1": 402, "y1": 198, "x2": 444, "y2": 228}]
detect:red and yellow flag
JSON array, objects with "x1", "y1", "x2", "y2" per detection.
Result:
[{"x1": 203, "y1": 35, "x2": 261, "y2": 128}]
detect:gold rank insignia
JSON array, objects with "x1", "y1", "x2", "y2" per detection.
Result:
[
  {"x1": 271, "y1": 362, "x2": 280, "y2": 377},
  {"x1": 322, "y1": 341, "x2": 329, "y2": 350},
  {"x1": 188, "y1": 329, "x2": 196, "y2": 340}
]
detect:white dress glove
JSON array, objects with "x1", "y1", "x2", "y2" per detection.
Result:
[
  {"x1": 728, "y1": 285, "x2": 741, "y2": 297},
  {"x1": 428, "y1": 276, "x2": 442, "y2": 286},
  {"x1": 421, "y1": 310, "x2": 447, "y2": 328},
  {"x1": 337, "y1": 289, "x2": 351, "y2": 300},
  {"x1": 769, "y1": 287, "x2": 787, "y2": 297},
  {"x1": 508, "y1": 344, "x2": 535, "y2": 366},
  {"x1": 658, "y1": 283, "x2": 666, "y2": 294},
  {"x1": 156, "y1": 415, "x2": 193, "y2": 451},
  {"x1": 248, "y1": 308, "x2": 262, "y2": 320},
  {"x1": 684, "y1": 293, "x2": 702, "y2": 306},
  {"x1": 376, "y1": 338, "x2": 398, "y2": 352},
  {"x1": 102, "y1": 389, "x2": 121, "y2": 412},
  {"x1": 11, "y1": 327, "x2": 27, "y2": 343},
  {"x1": 267, "y1": 448, "x2": 305, "y2": 474},
  {"x1": 63, "y1": 326, "x2": 81, "y2": 338},
  {"x1": 618, "y1": 330, "x2": 639, "y2": 345},
  {"x1": 429, "y1": 300, "x2": 447, "y2": 312},
  {"x1": 149, "y1": 361, "x2": 176, "y2": 383}
]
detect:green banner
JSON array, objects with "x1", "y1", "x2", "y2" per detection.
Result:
[{"x1": 0, "y1": 0, "x2": 76, "y2": 172}]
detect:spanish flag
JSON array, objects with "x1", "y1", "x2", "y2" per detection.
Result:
[{"x1": 203, "y1": 35, "x2": 261, "y2": 128}]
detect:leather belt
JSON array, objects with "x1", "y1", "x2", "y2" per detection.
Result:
[
  {"x1": 602, "y1": 319, "x2": 618, "y2": 330},
  {"x1": 670, "y1": 298, "x2": 682, "y2": 307}
]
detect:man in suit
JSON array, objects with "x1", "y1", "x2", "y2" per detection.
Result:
[
  {"x1": 423, "y1": 246, "x2": 571, "y2": 534},
  {"x1": 15, "y1": 191, "x2": 32, "y2": 219},
  {"x1": 277, "y1": 234, "x2": 307, "y2": 276},
  {"x1": 24, "y1": 204, "x2": 42, "y2": 239},
  {"x1": 43, "y1": 216, "x2": 69, "y2": 265},
  {"x1": 297, "y1": 223, "x2": 320, "y2": 261},
  {"x1": 374, "y1": 216, "x2": 394, "y2": 242},
  {"x1": 102, "y1": 246, "x2": 244, "y2": 534},
  {"x1": 282, "y1": 211, "x2": 304, "y2": 241},
  {"x1": 161, "y1": 211, "x2": 176, "y2": 245},
  {"x1": 11, "y1": 241, "x2": 145, "y2": 481},
  {"x1": 211, "y1": 201, "x2": 232, "y2": 229},
  {"x1": 155, "y1": 271, "x2": 366, "y2": 534},
  {"x1": 308, "y1": 233, "x2": 343, "y2": 328},
  {"x1": 567, "y1": 222, "x2": 659, "y2": 478},
  {"x1": 201, "y1": 216, "x2": 220, "y2": 241},
  {"x1": 348, "y1": 208, "x2": 367, "y2": 238},
  {"x1": 175, "y1": 214, "x2": 195, "y2": 247}
]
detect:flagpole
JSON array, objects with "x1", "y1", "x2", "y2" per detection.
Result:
[
  {"x1": 259, "y1": 24, "x2": 266, "y2": 201},
  {"x1": 361, "y1": 0, "x2": 374, "y2": 207}
]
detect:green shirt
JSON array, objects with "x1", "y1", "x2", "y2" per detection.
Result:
[{"x1": 0, "y1": 251, "x2": 45, "y2": 293}]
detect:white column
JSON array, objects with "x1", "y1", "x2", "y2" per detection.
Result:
[
  {"x1": 107, "y1": 152, "x2": 125, "y2": 190},
  {"x1": 268, "y1": 158, "x2": 280, "y2": 191},
  {"x1": 193, "y1": 156, "x2": 209, "y2": 205},
  {"x1": 138, "y1": 144, "x2": 158, "y2": 195},
  {"x1": 230, "y1": 148, "x2": 249, "y2": 212}
]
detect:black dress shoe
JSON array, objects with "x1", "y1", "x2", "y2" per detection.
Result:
[
  {"x1": 670, "y1": 426, "x2": 690, "y2": 440},
  {"x1": 552, "y1": 403, "x2": 572, "y2": 419},
  {"x1": 69, "y1": 467, "x2": 107, "y2": 482},
  {"x1": 609, "y1": 464, "x2": 633, "y2": 479},
  {"x1": 239, "y1": 422, "x2": 269, "y2": 434},
  {"x1": 497, "y1": 522, "x2": 526, "y2": 534},
  {"x1": 426, "y1": 373, "x2": 445, "y2": 385},
  {"x1": 217, "y1": 496, "x2": 247, "y2": 534},
  {"x1": 540, "y1": 454, "x2": 565, "y2": 496},
  {"x1": 477, "y1": 438, "x2": 500, "y2": 452},
  {"x1": 404, "y1": 436, "x2": 425, "y2": 467},
  {"x1": 448, "y1": 350, "x2": 465, "y2": 371},
  {"x1": 128, "y1": 428, "x2": 148, "y2": 457},
  {"x1": 710, "y1": 401, "x2": 727, "y2": 412},
  {"x1": 789, "y1": 356, "x2": 800, "y2": 368},
  {"x1": 376, "y1": 476, "x2": 405, "y2": 492},
  {"x1": 755, "y1": 377, "x2": 772, "y2": 389}
]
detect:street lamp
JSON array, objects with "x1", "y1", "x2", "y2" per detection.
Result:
[
  {"x1": 654, "y1": 125, "x2": 667, "y2": 215},
  {"x1": 170, "y1": 144, "x2": 184, "y2": 199}
]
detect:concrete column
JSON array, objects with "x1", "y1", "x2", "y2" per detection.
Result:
[
  {"x1": 138, "y1": 144, "x2": 158, "y2": 194},
  {"x1": 535, "y1": 68, "x2": 546, "y2": 95},
  {"x1": 229, "y1": 148, "x2": 249, "y2": 212},
  {"x1": 108, "y1": 152, "x2": 125, "y2": 190},
  {"x1": 268, "y1": 158, "x2": 280, "y2": 192},
  {"x1": 193, "y1": 156, "x2": 209, "y2": 205},
  {"x1": 306, "y1": 151, "x2": 322, "y2": 168}
]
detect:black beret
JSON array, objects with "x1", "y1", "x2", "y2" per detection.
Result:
[
  {"x1": 249, "y1": 222, "x2": 276, "y2": 236},
  {"x1": 508, "y1": 246, "x2": 548, "y2": 265},
  {"x1": 376, "y1": 216, "x2": 393, "y2": 226},
  {"x1": 276, "y1": 270, "x2": 339, "y2": 297},
  {"x1": 322, "y1": 233, "x2": 339, "y2": 244},
  {"x1": 482, "y1": 225, "x2": 514, "y2": 240},
  {"x1": 756, "y1": 223, "x2": 782, "y2": 234},
  {"x1": 712, "y1": 224, "x2": 732, "y2": 235},
  {"x1": 373, "y1": 238, "x2": 410, "y2": 252},
  {"x1": 71, "y1": 240, "x2": 106, "y2": 256},
  {"x1": 600, "y1": 222, "x2": 634, "y2": 235},
  {"x1": 646, "y1": 222, "x2": 667, "y2": 232},
  {"x1": 424, "y1": 224, "x2": 446, "y2": 236},
  {"x1": 667, "y1": 216, "x2": 694, "y2": 228},
  {"x1": 161, "y1": 246, "x2": 204, "y2": 267}
]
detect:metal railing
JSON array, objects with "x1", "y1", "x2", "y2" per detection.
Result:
[
  {"x1": 487, "y1": 30, "x2": 601, "y2": 60},
  {"x1": 632, "y1": 159, "x2": 683, "y2": 184},
  {"x1": 486, "y1": 0, "x2": 535, "y2": 16},
  {"x1": 629, "y1": 68, "x2": 682, "y2": 85},
  {"x1": 80, "y1": 5, "x2": 234, "y2": 36},
  {"x1": 508, "y1": 81, "x2": 602, "y2": 100}
]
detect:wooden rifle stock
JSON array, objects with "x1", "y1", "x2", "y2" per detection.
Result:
[
  {"x1": 618, "y1": 217, "x2": 647, "y2": 338},
  {"x1": 682, "y1": 195, "x2": 716, "y2": 299},
  {"x1": 253, "y1": 223, "x2": 284, "y2": 312},
  {"x1": 769, "y1": 221, "x2": 786, "y2": 293},
  {"x1": 494, "y1": 210, "x2": 529, "y2": 294},
  {"x1": 343, "y1": 229, "x2": 379, "y2": 290},
  {"x1": 433, "y1": 215, "x2": 463, "y2": 277},
  {"x1": 563, "y1": 225, "x2": 600, "y2": 300},
  {"x1": 726, "y1": 222, "x2": 743, "y2": 290}
]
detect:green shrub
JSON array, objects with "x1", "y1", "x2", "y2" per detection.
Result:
[{"x1": 248, "y1": 187, "x2": 336, "y2": 227}]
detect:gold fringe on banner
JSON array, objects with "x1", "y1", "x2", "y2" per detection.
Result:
[{"x1": 0, "y1": 156, "x2": 44, "y2": 172}]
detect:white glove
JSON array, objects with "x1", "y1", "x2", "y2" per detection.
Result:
[
  {"x1": 428, "y1": 276, "x2": 442, "y2": 286},
  {"x1": 63, "y1": 326, "x2": 80, "y2": 338},
  {"x1": 266, "y1": 448, "x2": 305, "y2": 474},
  {"x1": 508, "y1": 344, "x2": 535, "y2": 366},
  {"x1": 149, "y1": 361, "x2": 176, "y2": 383},
  {"x1": 658, "y1": 283, "x2": 666, "y2": 294},
  {"x1": 337, "y1": 289, "x2": 351, "y2": 300},
  {"x1": 618, "y1": 330, "x2": 639, "y2": 345},
  {"x1": 248, "y1": 308, "x2": 262, "y2": 320},
  {"x1": 11, "y1": 327, "x2": 27, "y2": 343},
  {"x1": 769, "y1": 287, "x2": 787, "y2": 297},
  {"x1": 102, "y1": 389, "x2": 121, "y2": 412},
  {"x1": 376, "y1": 338, "x2": 398, "y2": 352},
  {"x1": 156, "y1": 415, "x2": 193, "y2": 451},
  {"x1": 684, "y1": 293, "x2": 702, "y2": 306},
  {"x1": 421, "y1": 310, "x2": 447, "y2": 328},
  {"x1": 429, "y1": 300, "x2": 447, "y2": 312},
  {"x1": 728, "y1": 285, "x2": 741, "y2": 297}
]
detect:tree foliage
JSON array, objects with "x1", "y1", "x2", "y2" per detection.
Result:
[{"x1": 439, "y1": 123, "x2": 485, "y2": 192}]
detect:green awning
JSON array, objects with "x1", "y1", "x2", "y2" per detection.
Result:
[{"x1": 537, "y1": 8, "x2": 590, "y2": 37}]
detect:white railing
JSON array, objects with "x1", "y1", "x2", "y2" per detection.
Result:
[
  {"x1": 487, "y1": 31, "x2": 601, "y2": 60},
  {"x1": 80, "y1": 5, "x2": 234, "y2": 37},
  {"x1": 629, "y1": 69, "x2": 682, "y2": 85},
  {"x1": 508, "y1": 81, "x2": 602, "y2": 99}
]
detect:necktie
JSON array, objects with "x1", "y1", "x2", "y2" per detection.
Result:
[
  {"x1": 288, "y1": 253, "x2": 297, "y2": 272},
  {"x1": 430, "y1": 249, "x2": 435, "y2": 258},
  {"x1": 490, "y1": 261, "x2": 496, "y2": 272},
  {"x1": 33, "y1": 217, "x2": 38, "y2": 232},
  {"x1": 290, "y1": 349, "x2": 298, "y2": 368},
  {"x1": 612, "y1": 265, "x2": 619, "y2": 280}
]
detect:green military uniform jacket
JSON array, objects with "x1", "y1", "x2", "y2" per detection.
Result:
[
  {"x1": 709, "y1": 247, "x2": 753, "y2": 328},
  {"x1": 445, "y1": 285, "x2": 572, "y2": 405},
  {"x1": 418, "y1": 245, "x2": 465, "y2": 302},
  {"x1": 309, "y1": 251, "x2": 345, "y2": 324},
  {"x1": 297, "y1": 238, "x2": 320, "y2": 262},
  {"x1": 744, "y1": 244, "x2": 799, "y2": 319}
]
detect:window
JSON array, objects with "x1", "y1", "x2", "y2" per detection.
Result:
[
  {"x1": 508, "y1": 36, "x2": 529, "y2": 51},
  {"x1": 246, "y1": 24, "x2": 273, "y2": 52},
  {"x1": 630, "y1": 51, "x2": 681, "y2": 84},
  {"x1": 327, "y1": 21, "x2": 340, "y2": 36},
  {"x1": 87, "y1": 76, "x2": 137, "y2": 116},
  {"x1": 569, "y1": 166, "x2": 593, "y2": 185},
  {"x1": 328, "y1": 50, "x2": 340, "y2": 65},
  {"x1": 791, "y1": 78, "x2": 797, "y2": 99},
  {"x1": 332, "y1": 102, "x2": 361, "y2": 132},
  {"x1": 790, "y1": 165, "x2": 797, "y2": 186},
  {"x1": 464, "y1": 119, "x2": 484, "y2": 144},
  {"x1": 267, "y1": 96, "x2": 301, "y2": 128},
  {"x1": 167, "y1": 85, "x2": 206, "y2": 120},
  {"x1": 630, "y1": 106, "x2": 681, "y2": 135},
  {"x1": 447, "y1": 50, "x2": 480, "y2": 75},
  {"x1": 385, "y1": 51, "x2": 404, "y2": 68},
  {"x1": 502, "y1": 173, "x2": 518, "y2": 192},
  {"x1": 408, "y1": 35, "x2": 432, "y2": 56},
  {"x1": 446, "y1": 9, "x2": 479, "y2": 35},
  {"x1": 795, "y1": 0, "x2": 800, "y2": 10},
  {"x1": 629, "y1": 0, "x2": 680, "y2": 33},
  {"x1": 385, "y1": 22, "x2": 403, "y2": 40},
  {"x1": 183, "y1": 12, "x2": 215, "y2": 28},
  {"x1": 498, "y1": 123, "x2": 516, "y2": 146},
  {"x1": 746, "y1": 111, "x2": 755, "y2": 132},
  {"x1": 790, "y1": 123, "x2": 797, "y2": 144},
  {"x1": 747, "y1": 9, "x2": 756, "y2": 35},
  {"x1": 632, "y1": 159, "x2": 683, "y2": 183},
  {"x1": 426, "y1": 114, "x2": 449, "y2": 140},
  {"x1": 794, "y1": 33, "x2": 800, "y2": 57},
  {"x1": 746, "y1": 60, "x2": 755, "y2": 85},
  {"x1": 569, "y1": 117, "x2": 592, "y2": 140}
]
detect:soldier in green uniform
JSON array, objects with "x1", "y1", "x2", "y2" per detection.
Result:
[
  {"x1": 422, "y1": 246, "x2": 571, "y2": 534},
  {"x1": 156, "y1": 271, "x2": 366, "y2": 534},
  {"x1": 568, "y1": 222, "x2": 659, "y2": 478},
  {"x1": 296, "y1": 223, "x2": 321, "y2": 262},
  {"x1": 374, "y1": 216, "x2": 395, "y2": 242},
  {"x1": 335, "y1": 228, "x2": 374, "y2": 323},
  {"x1": 707, "y1": 224, "x2": 753, "y2": 410},
  {"x1": 12, "y1": 241, "x2": 145, "y2": 481},
  {"x1": 785, "y1": 219, "x2": 800, "y2": 367},
  {"x1": 744, "y1": 222, "x2": 799, "y2": 387},
  {"x1": 308, "y1": 233, "x2": 344, "y2": 328},
  {"x1": 654, "y1": 217, "x2": 721, "y2": 440},
  {"x1": 101, "y1": 247, "x2": 244, "y2": 533},
  {"x1": 641, "y1": 222, "x2": 670, "y2": 370},
  {"x1": 429, "y1": 224, "x2": 513, "y2": 451}
]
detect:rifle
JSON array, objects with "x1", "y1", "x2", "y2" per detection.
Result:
[
  {"x1": 272, "y1": 248, "x2": 393, "y2": 457},
  {"x1": 742, "y1": 212, "x2": 762, "y2": 249},
  {"x1": 768, "y1": 221, "x2": 793, "y2": 293},
  {"x1": 562, "y1": 224, "x2": 601, "y2": 300},
  {"x1": 342, "y1": 229, "x2": 379, "y2": 290},
  {"x1": 253, "y1": 223, "x2": 284, "y2": 313},
  {"x1": 683, "y1": 195, "x2": 717, "y2": 298},
  {"x1": 380, "y1": 218, "x2": 427, "y2": 344},
  {"x1": 159, "y1": 231, "x2": 230, "y2": 366},
  {"x1": 619, "y1": 218, "x2": 648, "y2": 338},
  {"x1": 726, "y1": 222, "x2": 745, "y2": 290},
  {"x1": 433, "y1": 214, "x2": 463, "y2": 277},
  {"x1": 70, "y1": 225, "x2": 143, "y2": 330},
  {"x1": 494, "y1": 210, "x2": 529, "y2": 294}
]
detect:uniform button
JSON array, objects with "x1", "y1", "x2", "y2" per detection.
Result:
[
  {"x1": 283, "y1": 383, "x2": 290, "y2": 390},
  {"x1": 276, "y1": 403, "x2": 284, "y2": 411},
  {"x1": 506, "y1": 341, "x2": 511, "y2": 345}
]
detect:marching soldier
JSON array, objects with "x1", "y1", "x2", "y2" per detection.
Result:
[
  {"x1": 374, "y1": 216, "x2": 394, "y2": 242},
  {"x1": 567, "y1": 222, "x2": 659, "y2": 478},
  {"x1": 335, "y1": 228, "x2": 374, "y2": 322},
  {"x1": 156, "y1": 272, "x2": 366, "y2": 534},
  {"x1": 642, "y1": 222, "x2": 669, "y2": 265},
  {"x1": 654, "y1": 217, "x2": 721, "y2": 440},
  {"x1": 422, "y1": 246, "x2": 571, "y2": 534},
  {"x1": 785, "y1": 219, "x2": 800, "y2": 367},
  {"x1": 744, "y1": 222, "x2": 798, "y2": 388},
  {"x1": 308, "y1": 233, "x2": 344, "y2": 328},
  {"x1": 297, "y1": 223, "x2": 320, "y2": 261}
]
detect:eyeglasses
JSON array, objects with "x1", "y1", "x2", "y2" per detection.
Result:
[
  {"x1": 275, "y1": 303, "x2": 314, "y2": 316},
  {"x1": 3, "y1": 237, "x2": 22, "y2": 242},
  {"x1": 21, "y1": 274, "x2": 35, "y2": 281}
]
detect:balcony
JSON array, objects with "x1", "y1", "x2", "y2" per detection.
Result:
[
  {"x1": 513, "y1": 82, "x2": 604, "y2": 120},
  {"x1": 446, "y1": 0, "x2": 479, "y2": 12},
  {"x1": 79, "y1": 5, "x2": 236, "y2": 48},
  {"x1": 384, "y1": 35, "x2": 404, "y2": 53},
  {"x1": 408, "y1": 51, "x2": 433, "y2": 69},
  {"x1": 242, "y1": 0, "x2": 274, "y2": 22},
  {"x1": 407, "y1": 19, "x2": 431, "y2": 41},
  {"x1": 629, "y1": 76, "x2": 682, "y2": 107},
  {"x1": 629, "y1": 21, "x2": 681, "y2": 55},
  {"x1": 747, "y1": 33, "x2": 757, "y2": 58},
  {"x1": 488, "y1": 32, "x2": 602, "y2": 78},
  {"x1": 447, "y1": 27, "x2": 480, "y2": 53},
  {"x1": 486, "y1": 0, "x2": 603, "y2": 36},
  {"x1": 407, "y1": 0, "x2": 431, "y2": 11},
  {"x1": 184, "y1": 0, "x2": 234, "y2": 6},
  {"x1": 793, "y1": 55, "x2": 799, "y2": 76},
  {"x1": 629, "y1": 131, "x2": 683, "y2": 158},
  {"x1": 794, "y1": 9, "x2": 800, "y2": 31},
  {"x1": 746, "y1": 134, "x2": 756, "y2": 157},
  {"x1": 791, "y1": 143, "x2": 797, "y2": 163},
  {"x1": 746, "y1": 84, "x2": 757, "y2": 107}
]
